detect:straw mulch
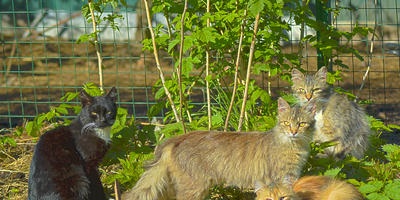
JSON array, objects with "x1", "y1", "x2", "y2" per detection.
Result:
[{"x1": 0, "y1": 134, "x2": 34, "y2": 199}]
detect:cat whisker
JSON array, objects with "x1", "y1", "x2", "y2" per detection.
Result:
[
  {"x1": 93, "y1": 127, "x2": 112, "y2": 143},
  {"x1": 81, "y1": 122, "x2": 97, "y2": 134}
]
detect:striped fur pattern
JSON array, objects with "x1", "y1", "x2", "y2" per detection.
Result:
[
  {"x1": 291, "y1": 67, "x2": 371, "y2": 159},
  {"x1": 122, "y1": 98, "x2": 316, "y2": 200}
]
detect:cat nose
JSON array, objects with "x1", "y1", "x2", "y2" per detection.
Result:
[
  {"x1": 97, "y1": 117, "x2": 109, "y2": 126},
  {"x1": 290, "y1": 128, "x2": 298, "y2": 136},
  {"x1": 305, "y1": 93, "x2": 313, "y2": 101}
]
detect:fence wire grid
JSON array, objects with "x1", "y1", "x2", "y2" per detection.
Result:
[{"x1": 1, "y1": 0, "x2": 400, "y2": 129}]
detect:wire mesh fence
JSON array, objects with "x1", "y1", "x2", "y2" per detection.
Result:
[{"x1": 0, "y1": 0, "x2": 399, "y2": 129}]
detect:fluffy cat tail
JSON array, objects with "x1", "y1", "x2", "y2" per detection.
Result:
[
  {"x1": 294, "y1": 176, "x2": 364, "y2": 200},
  {"x1": 121, "y1": 145, "x2": 173, "y2": 200},
  {"x1": 319, "y1": 179, "x2": 364, "y2": 200}
]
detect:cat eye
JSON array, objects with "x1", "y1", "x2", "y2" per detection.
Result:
[
  {"x1": 91, "y1": 112, "x2": 97, "y2": 116},
  {"x1": 299, "y1": 122, "x2": 308, "y2": 127},
  {"x1": 297, "y1": 88, "x2": 305, "y2": 93},
  {"x1": 283, "y1": 121, "x2": 290, "y2": 126}
]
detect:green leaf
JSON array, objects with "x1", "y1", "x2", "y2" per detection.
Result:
[
  {"x1": 382, "y1": 144, "x2": 400, "y2": 154},
  {"x1": 76, "y1": 34, "x2": 91, "y2": 44},
  {"x1": 347, "y1": 178, "x2": 361, "y2": 187},
  {"x1": 359, "y1": 181, "x2": 384, "y2": 194},
  {"x1": 55, "y1": 104, "x2": 70, "y2": 115},
  {"x1": 72, "y1": 105, "x2": 81, "y2": 114},
  {"x1": 369, "y1": 116, "x2": 392, "y2": 132},
  {"x1": 61, "y1": 92, "x2": 79, "y2": 102},
  {"x1": 45, "y1": 110, "x2": 57, "y2": 121},
  {"x1": 384, "y1": 180, "x2": 400, "y2": 200},
  {"x1": 148, "y1": 102, "x2": 165, "y2": 119},
  {"x1": 119, "y1": 0, "x2": 127, "y2": 7},
  {"x1": 194, "y1": 27, "x2": 217, "y2": 43},
  {"x1": 81, "y1": 4, "x2": 90, "y2": 20},
  {"x1": 168, "y1": 38, "x2": 180, "y2": 53},
  {"x1": 211, "y1": 114, "x2": 224, "y2": 127},
  {"x1": 323, "y1": 168, "x2": 342, "y2": 177},
  {"x1": 0, "y1": 136, "x2": 17, "y2": 147},
  {"x1": 154, "y1": 87, "x2": 165, "y2": 101},
  {"x1": 366, "y1": 193, "x2": 390, "y2": 200},
  {"x1": 181, "y1": 57, "x2": 196, "y2": 78},
  {"x1": 182, "y1": 36, "x2": 195, "y2": 53},
  {"x1": 83, "y1": 82, "x2": 102, "y2": 96},
  {"x1": 382, "y1": 144, "x2": 400, "y2": 162},
  {"x1": 326, "y1": 70, "x2": 342, "y2": 84},
  {"x1": 25, "y1": 121, "x2": 39, "y2": 137},
  {"x1": 388, "y1": 124, "x2": 400, "y2": 131},
  {"x1": 37, "y1": 114, "x2": 47, "y2": 124},
  {"x1": 248, "y1": 0, "x2": 265, "y2": 16},
  {"x1": 112, "y1": 107, "x2": 128, "y2": 134}
]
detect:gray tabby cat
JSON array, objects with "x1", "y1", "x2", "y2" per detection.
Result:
[
  {"x1": 291, "y1": 67, "x2": 371, "y2": 159},
  {"x1": 122, "y1": 98, "x2": 316, "y2": 200}
]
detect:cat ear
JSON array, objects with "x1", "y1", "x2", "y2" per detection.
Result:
[
  {"x1": 106, "y1": 87, "x2": 118, "y2": 102},
  {"x1": 315, "y1": 67, "x2": 327, "y2": 82},
  {"x1": 291, "y1": 68, "x2": 305, "y2": 83},
  {"x1": 254, "y1": 180, "x2": 267, "y2": 193},
  {"x1": 80, "y1": 90, "x2": 94, "y2": 106},
  {"x1": 278, "y1": 97, "x2": 290, "y2": 113}
]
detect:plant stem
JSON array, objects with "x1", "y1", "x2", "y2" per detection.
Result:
[
  {"x1": 142, "y1": 0, "x2": 180, "y2": 122},
  {"x1": 206, "y1": 0, "x2": 211, "y2": 130},
  {"x1": 88, "y1": 0, "x2": 104, "y2": 92},
  {"x1": 161, "y1": 0, "x2": 172, "y2": 38},
  {"x1": 238, "y1": 13, "x2": 260, "y2": 131},
  {"x1": 177, "y1": 0, "x2": 188, "y2": 133},
  {"x1": 224, "y1": 9, "x2": 247, "y2": 131},
  {"x1": 358, "y1": 0, "x2": 378, "y2": 102}
]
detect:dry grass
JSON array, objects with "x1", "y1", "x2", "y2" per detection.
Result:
[
  {"x1": 0, "y1": 133, "x2": 123, "y2": 199},
  {"x1": 0, "y1": 135, "x2": 34, "y2": 199}
]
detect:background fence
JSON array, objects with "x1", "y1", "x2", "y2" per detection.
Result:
[{"x1": 0, "y1": 0, "x2": 399, "y2": 129}]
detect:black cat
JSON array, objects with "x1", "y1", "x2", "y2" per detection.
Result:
[{"x1": 28, "y1": 87, "x2": 117, "y2": 200}]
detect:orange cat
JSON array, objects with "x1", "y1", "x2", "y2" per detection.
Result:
[{"x1": 256, "y1": 176, "x2": 364, "y2": 200}]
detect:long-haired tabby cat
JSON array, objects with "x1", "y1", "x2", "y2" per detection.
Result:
[
  {"x1": 291, "y1": 67, "x2": 371, "y2": 159},
  {"x1": 122, "y1": 98, "x2": 316, "y2": 200},
  {"x1": 28, "y1": 87, "x2": 117, "y2": 200},
  {"x1": 255, "y1": 175, "x2": 364, "y2": 200}
]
